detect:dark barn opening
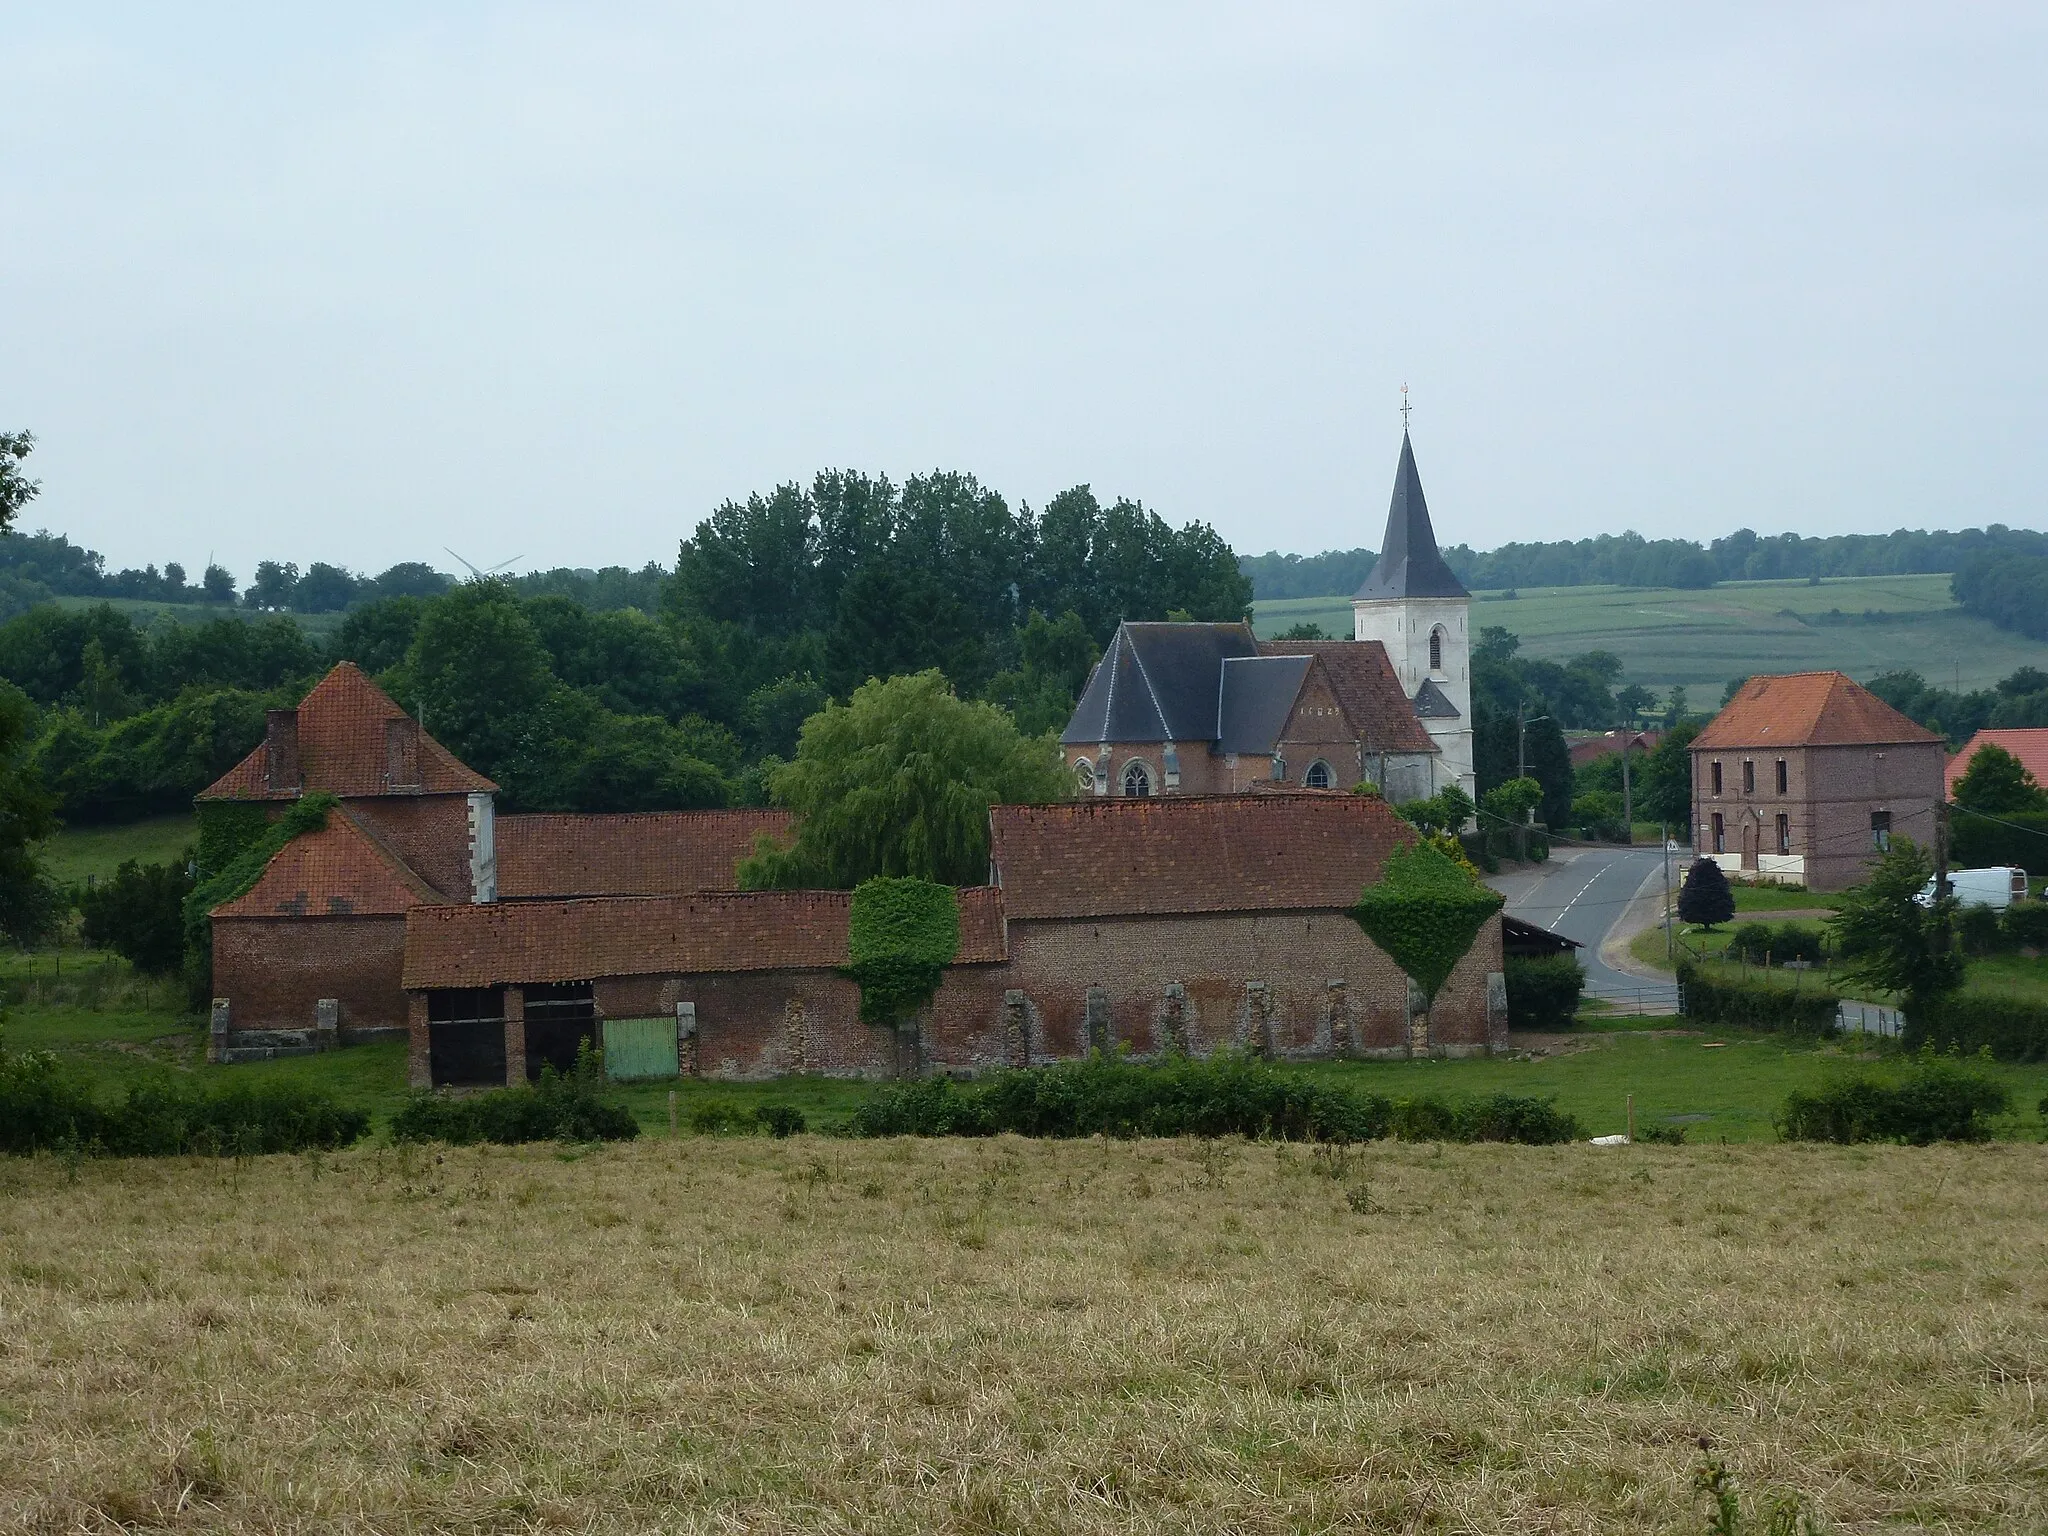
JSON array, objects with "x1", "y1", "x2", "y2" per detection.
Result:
[
  {"x1": 427, "y1": 987, "x2": 507, "y2": 1086},
  {"x1": 523, "y1": 982, "x2": 597, "y2": 1080}
]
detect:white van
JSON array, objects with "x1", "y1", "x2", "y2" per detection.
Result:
[{"x1": 1916, "y1": 867, "x2": 2028, "y2": 910}]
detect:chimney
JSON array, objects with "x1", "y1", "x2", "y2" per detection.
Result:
[
  {"x1": 264, "y1": 708, "x2": 301, "y2": 793},
  {"x1": 385, "y1": 716, "x2": 421, "y2": 790}
]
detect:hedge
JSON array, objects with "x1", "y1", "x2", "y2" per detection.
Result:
[
  {"x1": 0, "y1": 1043, "x2": 368, "y2": 1156},
  {"x1": 841, "y1": 1053, "x2": 1581, "y2": 1145},
  {"x1": 1504, "y1": 954, "x2": 1584, "y2": 1029},
  {"x1": 1903, "y1": 994, "x2": 2048, "y2": 1063},
  {"x1": 1779, "y1": 1057, "x2": 2010, "y2": 1144},
  {"x1": 391, "y1": 1053, "x2": 639, "y2": 1144},
  {"x1": 844, "y1": 877, "x2": 960, "y2": 1027},
  {"x1": 1677, "y1": 961, "x2": 1839, "y2": 1037}
]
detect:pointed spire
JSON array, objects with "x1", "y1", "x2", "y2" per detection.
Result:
[{"x1": 1352, "y1": 420, "x2": 1467, "y2": 601}]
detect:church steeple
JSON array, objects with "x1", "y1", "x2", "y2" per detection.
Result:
[{"x1": 1352, "y1": 429, "x2": 1467, "y2": 601}]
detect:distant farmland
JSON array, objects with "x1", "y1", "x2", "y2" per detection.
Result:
[{"x1": 1253, "y1": 572, "x2": 2046, "y2": 695}]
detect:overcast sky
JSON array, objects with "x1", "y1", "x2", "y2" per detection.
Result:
[{"x1": 4, "y1": 3, "x2": 2044, "y2": 580}]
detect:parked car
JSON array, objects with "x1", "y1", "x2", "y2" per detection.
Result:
[{"x1": 1917, "y1": 866, "x2": 2027, "y2": 910}]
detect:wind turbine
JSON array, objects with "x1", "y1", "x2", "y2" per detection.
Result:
[{"x1": 443, "y1": 547, "x2": 524, "y2": 582}]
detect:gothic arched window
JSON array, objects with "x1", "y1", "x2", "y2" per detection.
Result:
[
  {"x1": 1074, "y1": 758, "x2": 1096, "y2": 794},
  {"x1": 1304, "y1": 759, "x2": 1333, "y2": 790},
  {"x1": 1429, "y1": 627, "x2": 1444, "y2": 672},
  {"x1": 1122, "y1": 760, "x2": 1152, "y2": 798}
]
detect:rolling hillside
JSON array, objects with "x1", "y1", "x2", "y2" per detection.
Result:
[{"x1": 1253, "y1": 573, "x2": 2046, "y2": 696}]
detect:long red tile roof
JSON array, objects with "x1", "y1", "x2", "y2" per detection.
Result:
[
  {"x1": 1693, "y1": 672, "x2": 1942, "y2": 751},
  {"x1": 989, "y1": 791, "x2": 1414, "y2": 921},
  {"x1": 496, "y1": 810, "x2": 794, "y2": 898},
  {"x1": 199, "y1": 662, "x2": 495, "y2": 801},
  {"x1": 212, "y1": 807, "x2": 442, "y2": 919},
  {"x1": 403, "y1": 885, "x2": 1008, "y2": 989},
  {"x1": 1946, "y1": 729, "x2": 2048, "y2": 797}
]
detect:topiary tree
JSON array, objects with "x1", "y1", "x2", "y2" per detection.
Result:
[
  {"x1": 1677, "y1": 857, "x2": 1736, "y2": 930},
  {"x1": 1350, "y1": 841, "x2": 1505, "y2": 1003}
]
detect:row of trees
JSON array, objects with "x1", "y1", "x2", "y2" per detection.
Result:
[
  {"x1": 1953, "y1": 550, "x2": 2048, "y2": 643},
  {"x1": 1243, "y1": 524, "x2": 2048, "y2": 601}
]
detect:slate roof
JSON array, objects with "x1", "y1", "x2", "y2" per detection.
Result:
[
  {"x1": 1693, "y1": 672, "x2": 1943, "y2": 751},
  {"x1": 1063, "y1": 622, "x2": 1258, "y2": 745},
  {"x1": 496, "y1": 810, "x2": 795, "y2": 899},
  {"x1": 199, "y1": 662, "x2": 496, "y2": 801},
  {"x1": 989, "y1": 792, "x2": 1415, "y2": 921},
  {"x1": 1413, "y1": 678, "x2": 1460, "y2": 720},
  {"x1": 403, "y1": 885, "x2": 1008, "y2": 989},
  {"x1": 212, "y1": 806, "x2": 442, "y2": 919},
  {"x1": 1256, "y1": 639, "x2": 1438, "y2": 753},
  {"x1": 1216, "y1": 655, "x2": 1313, "y2": 754},
  {"x1": 1353, "y1": 431, "x2": 1468, "y2": 600},
  {"x1": 1946, "y1": 730, "x2": 2048, "y2": 798}
]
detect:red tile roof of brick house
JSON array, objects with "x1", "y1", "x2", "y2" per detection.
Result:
[
  {"x1": 988, "y1": 791, "x2": 1414, "y2": 921},
  {"x1": 404, "y1": 884, "x2": 1008, "y2": 989},
  {"x1": 199, "y1": 662, "x2": 495, "y2": 801},
  {"x1": 212, "y1": 807, "x2": 442, "y2": 919},
  {"x1": 495, "y1": 810, "x2": 795, "y2": 898},
  {"x1": 1946, "y1": 729, "x2": 2048, "y2": 798},
  {"x1": 1693, "y1": 672, "x2": 1942, "y2": 751}
]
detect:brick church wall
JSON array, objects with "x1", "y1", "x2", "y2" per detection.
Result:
[{"x1": 214, "y1": 914, "x2": 410, "y2": 1034}]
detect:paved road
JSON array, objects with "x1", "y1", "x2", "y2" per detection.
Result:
[{"x1": 1488, "y1": 848, "x2": 1680, "y2": 1012}]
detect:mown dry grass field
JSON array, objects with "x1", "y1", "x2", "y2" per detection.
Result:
[{"x1": 4, "y1": 1136, "x2": 2046, "y2": 1533}]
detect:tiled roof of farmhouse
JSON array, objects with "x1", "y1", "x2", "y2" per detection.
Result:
[
  {"x1": 495, "y1": 810, "x2": 795, "y2": 898},
  {"x1": 199, "y1": 662, "x2": 495, "y2": 800},
  {"x1": 1258, "y1": 639, "x2": 1439, "y2": 752},
  {"x1": 1946, "y1": 729, "x2": 2048, "y2": 798},
  {"x1": 212, "y1": 807, "x2": 441, "y2": 919},
  {"x1": 1693, "y1": 672, "x2": 1942, "y2": 750},
  {"x1": 989, "y1": 791, "x2": 1413, "y2": 921},
  {"x1": 403, "y1": 885, "x2": 1008, "y2": 989}
]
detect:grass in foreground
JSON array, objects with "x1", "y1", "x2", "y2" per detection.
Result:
[{"x1": 2, "y1": 1137, "x2": 2044, "y2": 1532}]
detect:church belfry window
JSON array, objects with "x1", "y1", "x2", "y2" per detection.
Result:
[
  {"x1": 1429, "y1": 628, "x2": 1443, "y2": 672},
  {"x1": 1122, "y1": 760, "x2": 1152, "y2": 798}
]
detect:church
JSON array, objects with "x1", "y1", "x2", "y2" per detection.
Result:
[{"x1": 1060, "y1": 424, "x2": 1476, "y2": 805}]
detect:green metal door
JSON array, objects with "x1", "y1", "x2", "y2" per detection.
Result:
[{"x1": 603, "y1": 1016, "x2": 679, "y2": 1080}]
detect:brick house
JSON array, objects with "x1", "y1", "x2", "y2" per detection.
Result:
[
  {"x1": 1690, "y1": 671, "x2": 1945, "y2": 891},
  {"x1": 1945, "y1": 729, "x2": 2048, "y2": 799},
  {"x1": 1060, "y1": 427, "x2": 1474, "y2": 805},
  {"x1": 398, "y1": 791, "x2": 1507, "y2": 1086},
  {"x1": 199, "y1": 662, "x2": 793, "y2": 1057}
]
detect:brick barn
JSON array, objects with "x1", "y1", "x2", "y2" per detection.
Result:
[
  {"x1": 1690, "y1": 670, "x2": 1944, "y2": 891},
  {"x1": 398, "y1": 792, "x2": 1506, "y2": 1087},
  {"x1": 204, "y1": 664, "x2": 1508, "y2": 1078}
]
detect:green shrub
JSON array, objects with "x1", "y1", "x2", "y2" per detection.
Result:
[
  {"x1": 1956, "y1": 903, "x2": 2009, "y2": 957},
  {"x1": 1729, "y1": 922, "x2": 1776, "y2": 963},
  {"x1": 1504, "y1": 954, "x2": 1584, "y2": 1029},
  {"x1": 78, "y1": 857, "x2": 193, "y2": 976},
  {"x1": 684, "y1": 1100, "x2": 807, "y2": 1137},
  {"x1": 0, "y1": 1036, "x2": 368, "y2": 1156},
  {"x1": 843, "y1": 877, "x2": 960, "y2": 1027},
  {"x1": 391, "y1": 1050, "x2": 638, "y2": 1145},
  {"x1": 1904, "y1": 994, "x2": 2048, "y2": 1063},
  {"x1": 841, "y1": 1054, "x2": 1580, "y2": 1146},
  {"x1": 1778, "y1": 1056, "x2": 2011, "y2": 1144},
  {"x1": 1949, "y1": 809, "x2": 2048, "y2": 876},
  {"x1": 1677, "y1": 962, "x2": 1839, "y2": 1037},
  {"x1": 1351, "y1": 842, "x2": 1503, "y2": 1002},
  {"x1": 1728, "y1": 921, "x2": 1826, "y2": 965},
  {"x1": 2003, "y1": 900, "x2": 2048, "y2": 949}
]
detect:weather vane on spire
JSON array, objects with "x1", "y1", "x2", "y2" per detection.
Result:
[{"x1": 1400, "y1": 383, "x2": 1411, "y2": 432}]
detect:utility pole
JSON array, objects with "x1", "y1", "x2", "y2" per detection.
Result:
[
  {"x1": 1516, "y1": 703, "x2": 1527, "y2": 781},
  {"x1": 1620, "y1": 734, "x2": 1634, "y2": 845},
  {"x1": 1933, "y1": 798, "x2": 1953, "y2": 968},
  {"x1": 1662, "y1": 821, "x2": 1674, "y2": 964}
]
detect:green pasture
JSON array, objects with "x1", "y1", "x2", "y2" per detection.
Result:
[
  {"x1": 50, "y1": 594, "x2": 347, "y2": 642},
  {"x1": 1252, "y1": 573, "x2": 2046, "y2": 695},
  {"x1": 36, "y1": 812, "x2": 197, "y2": 886}
]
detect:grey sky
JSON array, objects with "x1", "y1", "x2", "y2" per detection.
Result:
[{"x1": 4, "y1": 3, "x2": 2043, "y2": 580}]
